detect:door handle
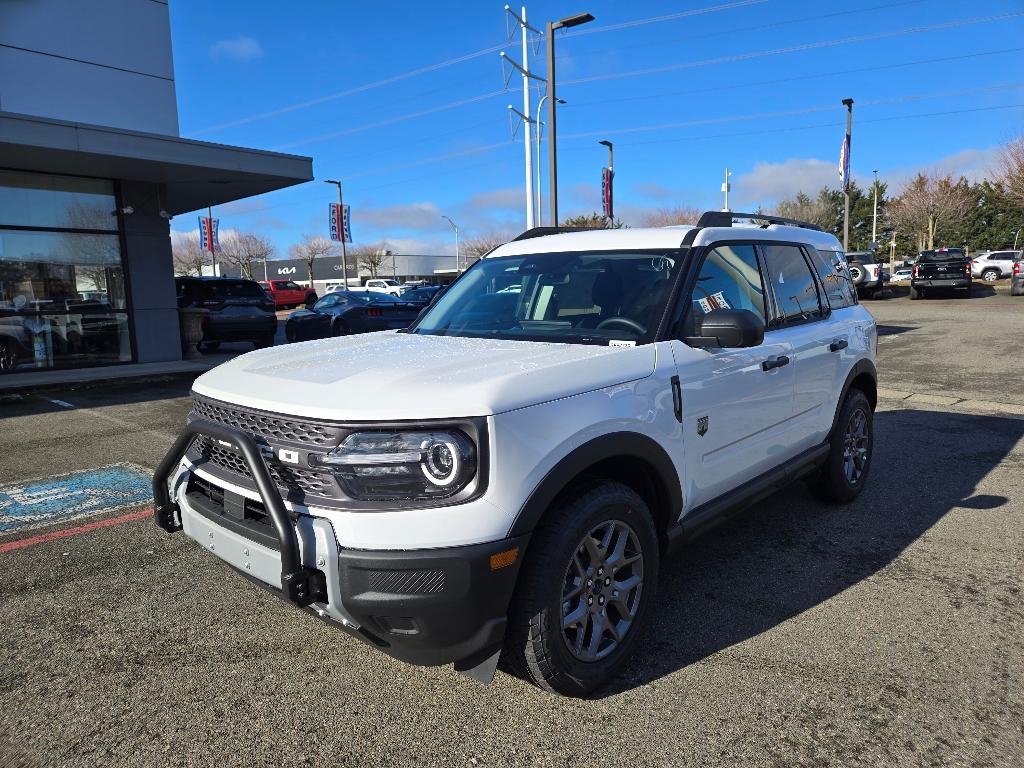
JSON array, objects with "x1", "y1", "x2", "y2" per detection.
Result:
[
  {"x1": 670, "y1": 375, "x2": 682, "y2": 423},
  {"x1": 829, "y1": 338, "x2": 848, "y2": 352},
  {"x1": 761, "y1": 355, "x2": 790, "y2": 371}
]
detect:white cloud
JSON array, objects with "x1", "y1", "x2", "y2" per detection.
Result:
[
  {"x1": 210, "y1": 36, "x2": 264, "y2": 62},
  {"x1": 733, "y1": 158, "x2": 837, "y2": 207},
  {"x1": 886, "y1": 146, "x2": 1001, "y2": 190},
  {"x1": 357, "y1": 202, "x2": 442, "y2": 233},
  {"x1": 464, "y1": 187, "x2": 522, "y2": 213}
]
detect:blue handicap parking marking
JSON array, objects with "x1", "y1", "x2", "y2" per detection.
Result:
[{"x1": 0, "y1": 464, "x2": 152, "y2": 534}]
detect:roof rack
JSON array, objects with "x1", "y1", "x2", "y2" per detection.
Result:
[
  {"x1": 696, "y1": 211, "x2": 822, "y2": 232},
  {"x1": 511, "y1": 225, "x2": 606, "y2": 241}
]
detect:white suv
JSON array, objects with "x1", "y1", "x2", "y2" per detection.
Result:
[
  {"x1": 154, "y1": 212, "x2": 877, "y2": 696},
  {"x1": 971, "y1": 250, "x2": 1021, "y2": 282},
  {"x1": 363, "y1": 278, "x2": 405, "y2": 296}
]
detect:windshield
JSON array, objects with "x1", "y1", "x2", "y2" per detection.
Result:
[{"x1": 411, "y1": 250, "x2": 684, "y2": 345}]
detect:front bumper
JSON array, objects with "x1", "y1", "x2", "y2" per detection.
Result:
[{"x1": 155, "y1": 419, "x2": 527, "y2": 669}]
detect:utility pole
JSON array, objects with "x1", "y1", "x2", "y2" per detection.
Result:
[
  {"x1": 545, "y1": 12, "x2": 594, "y2": 227},
  {"x1": 502, "y1": 6, "x2": 541, "y2": 229},
  {"x1": 324, "y1": 179, "x2": 349, "y2": 288},
  {"x1": 443, "y1": 215, "x2": 460, "y2": 271},
  {"x1": 842, "y1": 98, "x2": 854, "y2": 252},
  {"x1": 871, "y1": 169, "x2": 879, "y2": 245},
  {"x1": 721, "y1": 168, "x2": 731, "y2": 212}
]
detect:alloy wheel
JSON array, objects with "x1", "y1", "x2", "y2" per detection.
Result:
[
  {"x1": 983, "y1": 270, "x2": 998, "y2": 282},
  {"x1": 842, "y1": 408, "x2": 870, "y2": 485},
  {"x1": 560, "y1": 519, "x2": 644, "y2": 662}
]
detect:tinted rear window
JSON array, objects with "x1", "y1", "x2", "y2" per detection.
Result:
[
  {"x1": 201, "y1": 280, "x2": 264, "y2": 298},
  {"x1": 918, "y1": 249, "x2": 965, "y2": 262}
]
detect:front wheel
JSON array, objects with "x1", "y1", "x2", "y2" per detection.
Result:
[
  {"x1": 809, "y1": 389, "x2": 873, "y2": 503},
  {"x1": 502, "y1": 481, "x2": 658, "y2": 697}
]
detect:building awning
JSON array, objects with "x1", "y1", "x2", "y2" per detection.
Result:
[{"x1": 0, "y1": 111, "x2": 312, "y2": 215}]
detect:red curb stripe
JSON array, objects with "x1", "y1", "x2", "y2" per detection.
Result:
[{"x1": 0, "y1": 508, "x2": 152, "y2": 554}]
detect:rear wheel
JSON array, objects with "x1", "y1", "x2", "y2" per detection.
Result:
[
  {"x1": 502, "y1": 480, "x2": 658, "y2": 697},
  {"x1": 909, "y1": 284, "x2": 923, "y2": 300},
  {"x1": 253, "y1": 334, "x2": 274, "y2": 349},
  {"x1": 331, "y1": 320, "x2": 350, "y2": 337},
  {"x1": 981, "y1": 269, "x2": 999, "y2": 283},
  {"x1": 809, "y1": 389, "x2": 873, "y2": 503}
]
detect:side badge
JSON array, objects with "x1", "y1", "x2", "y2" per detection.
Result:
[{"x1": 697, "y1": 415, "x2": 709, "y2": 437}]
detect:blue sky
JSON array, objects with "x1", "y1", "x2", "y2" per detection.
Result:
[{"x1": 168, "y1": 0, "x2": 1024, "y2": 256}]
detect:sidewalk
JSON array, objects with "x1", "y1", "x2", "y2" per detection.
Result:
[{"x1": 0, "y1": 353, "x2": 234, "y2": 395}]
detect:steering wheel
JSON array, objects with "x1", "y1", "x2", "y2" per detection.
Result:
[{"x1": 596, "y1": 316, "x2": 646, "y2": 335}]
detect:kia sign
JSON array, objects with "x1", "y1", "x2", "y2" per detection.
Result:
[{"x1": 329, "y1": 203, "x2": 352, "y2": 243}]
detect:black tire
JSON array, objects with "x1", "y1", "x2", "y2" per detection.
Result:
[
  {"x1": 957, "y1": 287, "x2": 972, "y2": 299},
  {"x1": 909, "y1": 284, "x2": 923, "y2": 300},
  {"x1": 0, "y1": 339, "x2": 18, "y2": 373},
  {"x1": 848, "y1": 264, "x2": 866, "y2": 286},
  {"x1": 253, "y1": 335, "x2": 274, "y2": 349},
  {"x1": 305, "y1": 293, "x2": 319, "y2": 309},
  {"x1": 981, "y1": 269, "x2": 999, "y2": 283},
  {"x1": 331, "y1": 320, "x2": 350, "y2": 337},
  {"x1": 285, "y1": 323, "x2": 298, "y2": 343},
  {"x1": 502, "y1": 480, "x2": 659, "y2": 697},
  {"x1": 809, "y1": 389, "x2": 873, "y2": 503},
  {"x1": 1012, "y1": 282, "x2": 1024, "y2": 297}
]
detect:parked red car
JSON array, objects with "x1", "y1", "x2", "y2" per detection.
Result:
[{"x1": 258, "y1": 280, "x2": 317, "y2": 309}]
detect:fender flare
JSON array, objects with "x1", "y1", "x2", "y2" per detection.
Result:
[
  {"x1": 507, "y1": 431, "x2": 683, "y2": 538},
  {"x1": 831, "y1": 358, "x2": 878, "y2": 436}
]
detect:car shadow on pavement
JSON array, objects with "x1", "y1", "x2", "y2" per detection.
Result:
[
  {"x1": 602, "y1": 407, "x2": 1024, "y2": 696},
  {"x1": 876, "y1": 324, "x2": 918, "y2": 337}
]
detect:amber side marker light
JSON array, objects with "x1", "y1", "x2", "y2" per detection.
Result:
[{"x1": 490, "y1": 547, "x2": 519, "y2": 571}]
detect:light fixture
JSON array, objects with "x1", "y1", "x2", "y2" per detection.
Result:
[{"x1": 159, "y1": 209, "x2": 172, "y2": 219}]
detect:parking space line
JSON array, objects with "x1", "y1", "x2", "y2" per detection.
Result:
[
  {"x1": 0, "y1": 508, "x2": 152, "y2": 554},
  {"x1": 44, "y1": 397, "x2": 76, "y2": 409},
  {"x1": 34, "y1": 395, "x2": 178, "y2": 442}
]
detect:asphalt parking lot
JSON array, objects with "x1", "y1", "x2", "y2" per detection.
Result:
[{"x1": 1, "y1": 287, "x2": 1022, "y2": 767}]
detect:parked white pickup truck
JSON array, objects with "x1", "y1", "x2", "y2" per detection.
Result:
[{"x1": 363, "y1": 278, "x2": 405, "y2": 297}]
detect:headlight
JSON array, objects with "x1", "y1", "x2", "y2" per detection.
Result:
[{"x1": 315, "y1": 431, "x2": 476, "y2": 501}]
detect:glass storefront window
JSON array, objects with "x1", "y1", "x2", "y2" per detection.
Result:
[{"x1": 0, "y1": 171, "x2": 132, "y2": 372}]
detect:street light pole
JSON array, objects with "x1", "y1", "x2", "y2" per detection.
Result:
[
  {"x1": 443, "y1": 215, "x2": 460, "y2": 271},
  {"x1": 535, "y1": 95, "x2": 566, "y2": 226},
  {"x1": 545, "y1": 12, "x2": 594, "y2": 227},
  {"x1": 721, "y1": 168, "x2": 731, "y2": 212},
  {"x1": 842, "y1": 98, "x2": 854, "y2": 252},
  {"x1": 324, "y1": 180, "x2": 349, "y2": 288}
]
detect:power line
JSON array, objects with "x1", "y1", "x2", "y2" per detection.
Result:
[
  {"x1": 567, "y1": 47, "x2": 1024, "y2": 110},
  {"x1": 562, "y1": 0, "x2": 766, "y2": 37},
  {"x1": 188, "y1": 0, "x2": 759, "y2": 136},
  {"x1": 563, "y1": 11, "x2": 1024, "y2": 86}
]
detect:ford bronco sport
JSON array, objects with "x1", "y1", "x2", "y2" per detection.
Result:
[{"x1": 154, "y1": 211, "x2": 878, "y2": 697}]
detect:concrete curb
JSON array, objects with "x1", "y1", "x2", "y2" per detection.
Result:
[{"x1": 879, "y1": 387, "x2": 1024, "y2": 417}]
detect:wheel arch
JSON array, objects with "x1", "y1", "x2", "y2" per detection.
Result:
[
  {"x1": 831, "y1": 359, "x2": 877, "y2": 437},
  {"x1": 507, "y1": 431, "x2": 683, "y2": 551}
]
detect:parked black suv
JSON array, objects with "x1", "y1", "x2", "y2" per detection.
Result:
[{"x1": 176, "y1": 277, "x2": 277, "y2": 351}]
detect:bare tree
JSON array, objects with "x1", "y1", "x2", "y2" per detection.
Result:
[
  {"x1": 349, "y1": 244, "x2": 388, "y2": 278},
  {"x1": 773, "y1": 191, "x2": 833, "y2": 229},
  {"x1": 171, "y1": 230, "x2": 207, "y2": 276},
  {"x1": 890, "y1": 173, "x2": 973, "y2": 250},
  {"x1": 996, "y1": 134, "x2": 1024, "y2": 211},
  {"x1": 462, "y1": 233, "x2": 512, "y2": 265},
  {"x1": 637, "y1": 205, "x2": 702, "y2": 227},
  {"x1": 222, "y1": 232, "x2": 274, "y2": 280},
  {"x1": 289, "y1": 234, "x2": 336, "y2": 284}
]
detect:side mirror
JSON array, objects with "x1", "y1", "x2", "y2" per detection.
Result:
[{"x1": 686, "y1": 308, "x2": 764, "y2": 349}]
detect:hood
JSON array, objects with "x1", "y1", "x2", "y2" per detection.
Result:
[{"x1": 191, "y1": 332, "x2": 656, "y2": 421}]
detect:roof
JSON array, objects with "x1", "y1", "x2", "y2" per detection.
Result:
[
  {"x1": 488, "y1": 222, "x2": 843, "y2": 258},
  {"x1": 0, "y1": 111, "x2": 312, "y2": 215}
]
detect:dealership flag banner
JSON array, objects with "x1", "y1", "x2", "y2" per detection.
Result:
[
  {"x1": 601, "y1": 167, "x2": 614, "y2": 220},
  {"x1": 329, "y1": 203, "x2": 352, "y2": 243},
  {"x1": 198, "y1": 216, "x2": 220, "y2": 252},
  {"x1": 839, "y1": 133, "x2": 851, "y2": 193}
]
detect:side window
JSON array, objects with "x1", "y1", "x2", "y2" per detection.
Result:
[
  {"x1": 762, "y1": 244, "x2": 824, "y2": 323},
  {"x1": 807, "y1": 246, "x2": 856, "y2": 309},
  {"x1": 684, "y1": 244, "x2": 766, "y2": 337}
]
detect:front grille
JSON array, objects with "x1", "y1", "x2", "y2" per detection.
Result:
[
  {"x1": 192, "y1": 436, "x2": 332, "y2": 499},
  {"x1": 192, "y1": 396, "x2": 340, "y2": 446}
]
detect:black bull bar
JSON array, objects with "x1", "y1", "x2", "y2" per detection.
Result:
[{"x1": 152, "y1": 418, "x2": 326, "y2": 607}]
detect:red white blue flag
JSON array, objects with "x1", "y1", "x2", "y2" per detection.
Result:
[
  {"x1": 198, "y1": 216, "x2": 219, "y2": 252},
  {"x1": 329, "y1": 203, "x2": 352, "y2": 243},
  {"x1": 839, "y1": 134, "x2": 851, "y2": 193}
]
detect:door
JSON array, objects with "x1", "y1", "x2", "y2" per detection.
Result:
[
  {"x1": 668, "y1": 243, "x2": 797, "y2": 512},
  {"x1": 760, "y1": 243, "x2": 838, "y2": 448}
]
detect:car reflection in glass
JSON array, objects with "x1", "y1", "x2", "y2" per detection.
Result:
[{"x1": 284, "y1": 290, "x2": 424, "y2": 343}]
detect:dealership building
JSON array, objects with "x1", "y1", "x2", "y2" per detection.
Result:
[
  {"x1": 0, "y1": 0, "x2": 312, "y2": 376},
  {"x1": 220, "y1": 253, "x2": 460, "y2": 294}
]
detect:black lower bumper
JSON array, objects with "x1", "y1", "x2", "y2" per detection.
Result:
[
  {"x1": 912, "y1": 278, "x2": 971, "y2": 290},
  {"x1": 332, "y1": 534, "x2": 528, "y2": 667}
]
